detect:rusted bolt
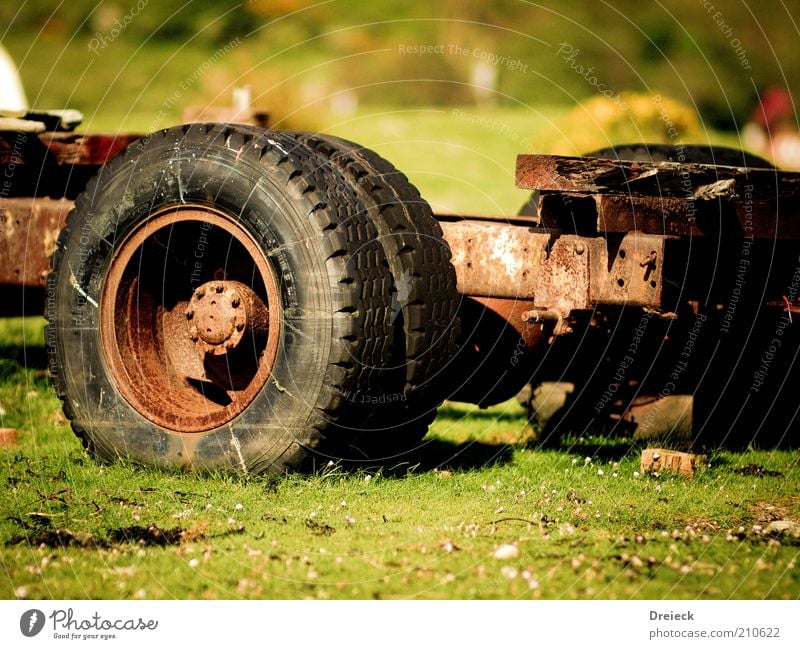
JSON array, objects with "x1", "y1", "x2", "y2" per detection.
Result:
[
  {"x1": 640, "y1": 251, "x2": 658, "y2": 268},
  {"x1": 521, "y1": 309, "x2": 559, "y2": 325},
  {"x1": 574, "y1": 242, "x2": 585, "y2": 255}
]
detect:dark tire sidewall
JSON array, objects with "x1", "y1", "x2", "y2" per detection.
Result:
[{"x1": 52, "y1": 132, "x2": 339, "y2": 472}]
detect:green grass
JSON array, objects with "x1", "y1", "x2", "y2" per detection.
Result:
[
  {"x1": 1, "y1": 317, "x2": 798, "y2": 599},
  {"x1": 318, "y1": 105, "x2": 562, "y2": 216}
]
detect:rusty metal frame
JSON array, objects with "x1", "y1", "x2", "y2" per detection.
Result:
[{"x1": 439, "y1": 219, "x2": 663, "y2": 314}]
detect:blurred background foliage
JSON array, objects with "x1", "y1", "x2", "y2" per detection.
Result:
[{"x1": 1, "y1": 0, "x2": 797, "y2": 212}]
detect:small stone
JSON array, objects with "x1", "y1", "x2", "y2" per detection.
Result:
[
  {"x1": 764, "y1": 520, "x2": 800, "y2": 537},
  {"x1": 500, "y1": 566, "x2": 518, "y2": 579},
  {"x1": 493, "y1": 544, "x2": 520, "y2": 560},
  {"x1": 0, "y1": 428, "x2": 18, "y2": 448},
  {"x1": 441, "y1": 540, "x2": 458, "y2": 553}
]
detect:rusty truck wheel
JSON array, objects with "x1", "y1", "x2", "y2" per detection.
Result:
[
  {"x1": 294, "y1": 132, "x2": 460, "y2": 456},
  {"x1": 46, "y1": 124, "x2": 393, "y2": 474}
]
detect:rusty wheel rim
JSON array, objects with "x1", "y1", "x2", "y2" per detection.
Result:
[{"x1": 100, "y1": 205, "x2": 281, "y2": 433}]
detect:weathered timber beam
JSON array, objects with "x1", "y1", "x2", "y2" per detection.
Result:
[
  {"x1": 516, "y1": 154, "x2": 799, "y2": 201},
  {"x1": 0, "y1": 131, "x2": 140, "y2": 166},
  {"x1": 539, "y1": 192, "x2": 800, "y2": 239}
]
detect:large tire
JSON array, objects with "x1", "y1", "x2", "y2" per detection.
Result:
[
  {"x1": 46, "y1": 124, "x2": 393, "y2": 474},
  {"x1": 293, "y1": 132, "x2": 460, "y2": 455}
]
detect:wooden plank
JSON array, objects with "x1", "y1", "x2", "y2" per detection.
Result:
[
  {"x1": 516, "y1": 154, "x2": 800, "y2": 201},
  {"x1": 641, "y1": 448, "x2": 706, "y2": 478},
  {"x1": 539, "y1": 191, "x2": 800, "y2": 239},
  {"x1": 0, "y1": 132, "x2": 141, "y2": 166}
]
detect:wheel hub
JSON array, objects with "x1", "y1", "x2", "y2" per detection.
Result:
[
  {"x1": 100, "y1": 206, "x2": 281, "y2": 433},
  {"x1": 187, "y1": 280, "x2": 269, "y2": 355}
]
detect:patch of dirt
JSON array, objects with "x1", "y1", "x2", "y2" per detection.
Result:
[
  {"x1": 6, "y1": 528, "x2": 98, "y2": 549},
  {"x1": 305, "y1": 519, "x2": 335, "y2": 536},
  {"x1": 746, "y1": 500, "x2": 793, "y2": 524},
  {"x1": 733, "y1": 464, "x2": 783, "y2": 477},
  {"x1": 680, "y1": 517, "x2": 722, "y2": 533},
  {"x1": 6, "y1": 521, "x2": 211, "y2": 549},
  {"x1": 107, "y1": 525, "x2": 188, "y2": 547}
]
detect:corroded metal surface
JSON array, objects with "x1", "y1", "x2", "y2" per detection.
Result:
[
  {"x1": 590, "y1": 232, "x2": 664, "y2": 307},
  {"x1": 0, "y1": 197, "x2": 71, "y2": 287},
  {"x1": 439, "y1": 220, "x2": 591, "y2": 314},
  {"x1": 100, "y1": 206, "x2": 281, "y2": 433},
  {"x1": 439, "y1": 219, "x2": 663, "y2": 311},
  {"x1": 468, "y1": 296, "x2": 542, "y2": 349},
  {"x1": 187, "y1": 280, "x2": 269, "y2": 355}
]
